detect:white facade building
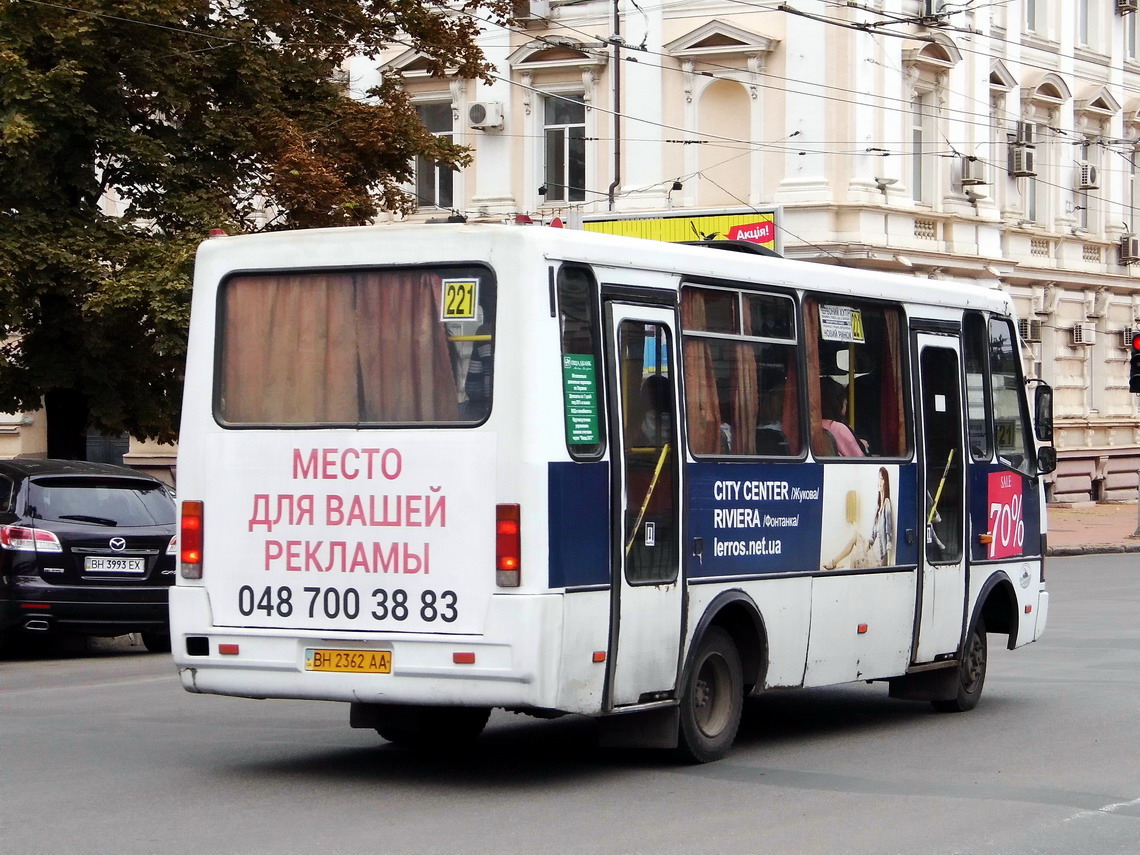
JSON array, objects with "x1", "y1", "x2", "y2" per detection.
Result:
[
  {"x1": 8, "y1": 1, "x2": 1138, "y2": 499},
  {"x1": 370, "y1": 0, "x2": 1140, "y2": 502}
]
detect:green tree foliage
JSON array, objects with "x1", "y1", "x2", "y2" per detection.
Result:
[{"x1": 0, "y1": 0, "x2": 511, "y2": 452}]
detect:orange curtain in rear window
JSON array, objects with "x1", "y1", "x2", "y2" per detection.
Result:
[{"x1": 219, "y1": 270, "x2": 464, "y2": 425}]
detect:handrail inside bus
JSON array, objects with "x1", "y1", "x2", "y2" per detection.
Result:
[
  {"x1": 625, "y1": 443, "x2": 671, "y2": 556},
  {"x1": 927, "y1": 448, "x2": 955, "y2": 525},
  {"x1": 448, "y1": 334, "x2": 493, "y2": 342}
]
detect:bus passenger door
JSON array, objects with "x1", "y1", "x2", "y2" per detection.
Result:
[
  {"x1": 914, "y1": 334, "x2": 967, "y2": 662},
  {"x1": 605, "y1": 303, "x2": 684, "y2": 708}
]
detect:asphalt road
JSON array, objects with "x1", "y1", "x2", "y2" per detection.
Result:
[{"x1": 2, "y1": 554, "x2": 1137, "y2": 855}]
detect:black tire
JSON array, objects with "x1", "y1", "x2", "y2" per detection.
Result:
[
  {"x1": 141, "y1": 631, "x2": 172, "y2": 653},
  {"x1": 375, "y1": 705, "x2": 491, "y2": 749},
  {"x1": 932, "y1": 616, "x2": 987, "y2": 713},
  {"x1": 677, "y1": 626, "x2": 744, "y2": 763}
]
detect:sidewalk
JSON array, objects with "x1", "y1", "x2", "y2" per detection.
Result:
[{"x1": 1046, "y1": 501, "x2": 1140, "y2": 556}]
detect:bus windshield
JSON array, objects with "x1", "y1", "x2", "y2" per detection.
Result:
[{"x1": 216, "y1": 266, "x2": 496, "y2": 426}]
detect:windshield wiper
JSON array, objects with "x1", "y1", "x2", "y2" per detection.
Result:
[{"x1": 58, "y1": 514, "x2": 119, "y2": 526}]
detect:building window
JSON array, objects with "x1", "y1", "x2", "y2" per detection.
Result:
[
  {"x1": 544, "y1": 94, "x2": 586, "y2": 203},
  {"x1": 1025, "y1": 0, "x2": 1037, "y2": 33},
  {"x1": 414, "y1": 102, "x2": 454, "y2": 210},
  {"x1": 1129, "y1": 11, "x2": 1139, "y2": 61},
  {"x1": 911, "y1": 93, "x2": 935, "y2": 204}
]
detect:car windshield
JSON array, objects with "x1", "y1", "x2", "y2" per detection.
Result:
[{"x1": 27, "y1": 479, "x2": 175, "y2": 527}]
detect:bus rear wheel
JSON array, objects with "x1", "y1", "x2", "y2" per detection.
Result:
[
  {"x1": 932, "y1": 616, "x2": 987, "y2": 713},
  {"x1": 677, "y1": 627, "x2": 743, "y2": 763},
  {"x1": 374, "y1": 704, "x2": 491, "y2": 749}
]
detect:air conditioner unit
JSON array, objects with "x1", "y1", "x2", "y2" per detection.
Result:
[
  {"x1": 1120, "y1": 234, "x2": 1140, "y2": 263},
  {"x1": 1121, "y1": 329, "x2": 1140, "y2": 348},
  {"x1": 1014, "y1": 121, "x2": 1035, "y2": 145},
  {"x1": 1070, "y1": 323, "x2": 1095, "y2": 346},
  {"x1": 1009, "y1": 144, "x2": 1037, "y2": 177},
  {"x1": 1018, "y1": 318, "x2": 1043, "y2": 342},
  {"x1": 512, "y1": 0, "x2": 551, "y2": 22},
  {"x1": 960, "y1": 156, "x2": 987, "y2": 186},
  {"x1": 468, "y1": 101, "x2": 503, "y2": 130},
  {"x1": 1076, "y1": 161, "x2": 1100, "y2": 190},
  {"x1": 1117, "y1": 0, "x2": 1138, "y2": 14},
  {"x1": 920, "y1": 0, "x2": 946, "y2": 21}
]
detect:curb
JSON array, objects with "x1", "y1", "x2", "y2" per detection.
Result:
[{"x1": 1048, "y1": 542, "x2": 1140, "y2": 556}]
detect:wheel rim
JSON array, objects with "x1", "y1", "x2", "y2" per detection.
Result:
[
  {"x1": 961, "y1": 628, "x2": 986, "y2": 694},
  {"x1": 693, "y1": 652, "x2": 732, "y2": 738}
]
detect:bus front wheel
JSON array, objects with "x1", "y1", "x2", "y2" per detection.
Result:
[
  {"x1": 677, "y1": 627, "x2": 743, "y2": 763},
  {"x1": 932, "y1": 616, "x2": 987, "y2": 713},
  {"x1": 374, "y1": 705, "x2": 491, "y2": 748}
]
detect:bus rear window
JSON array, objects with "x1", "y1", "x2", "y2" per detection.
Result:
[{"x1": 217, "y1": 267, "x2": 495, "y2": 426}]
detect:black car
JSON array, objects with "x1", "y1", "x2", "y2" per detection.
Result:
[{"x1": 0, "y1": 459, "x2": 177, "y2": 652}]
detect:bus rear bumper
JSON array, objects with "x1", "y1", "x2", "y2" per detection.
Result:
[
  {"x1": 169, "y1": 586, "x2": 566, "y2": 710},
  {"x1": 1033, "y1": 588, "x2": 1049, "y2": 641}
]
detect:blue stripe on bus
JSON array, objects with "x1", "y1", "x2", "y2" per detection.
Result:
[
  {"x1": 685, "y1": 462, "x2": 825, "y2": 576},
  {"x1": 685, "y1": 461, "x2": 921, "y2": 577},
  {"x1": 548, "y1": 461, "x2": 611, "y2": 588}
]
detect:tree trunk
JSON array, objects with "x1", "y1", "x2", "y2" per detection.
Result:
[{"x1": 45, "y1": 388, "x2": 90, "y2": 460}]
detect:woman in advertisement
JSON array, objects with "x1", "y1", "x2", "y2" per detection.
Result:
[{"x1": 824, "y1": 467, "x2": 895, "y2": 570}]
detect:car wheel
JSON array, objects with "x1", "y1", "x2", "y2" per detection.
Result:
[
  {"x1": 932, "y1": 616, "x2": 987, "y2": 713},
  {"x1": 374, "y1": 705, "x2": 491, "y2": 749},
  {"x1": 142, "y1": 631, "x2": 172, "y2": 653},
  {"x1": 677, "y1": 626, "x2": 743, "y2": 763}
]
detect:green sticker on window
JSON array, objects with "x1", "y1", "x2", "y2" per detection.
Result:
[{"x1": 563, "y1": 354, "x2": 600, "y2": 444}]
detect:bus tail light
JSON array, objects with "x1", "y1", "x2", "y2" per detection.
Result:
[
  {"x1": 496, "y1": 504, "x2": 520, "y2": 587},
  {"x1": 180, "y1": 500, "x2": 204, "y2": 579}
]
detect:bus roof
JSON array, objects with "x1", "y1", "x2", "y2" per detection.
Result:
[{"x1": 195, "y1": 222, "x2": 1014, "y2": 316}]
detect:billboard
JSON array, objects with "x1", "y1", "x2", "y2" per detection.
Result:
[{"x1": 582, "y1": 209, "x2": 780, "y2": 254}]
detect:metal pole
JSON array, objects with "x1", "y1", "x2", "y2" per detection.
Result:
[
  {"x1": 606, "y1": 0, "x2": 622, "y2": 210},
  {"x1": 1134, "y1": 470, "x2": 1140, "y2": 538}
]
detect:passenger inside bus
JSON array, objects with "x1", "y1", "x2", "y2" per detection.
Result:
[
  {"x1": 754, "y1": 386, "x2": 790, "y2": 455},
  {"x1": 639, "y1": 373, "x2": 672, "y2": 446},
  {"x1": 819, "y1": 377, "x2": 867, "y2": 457}
]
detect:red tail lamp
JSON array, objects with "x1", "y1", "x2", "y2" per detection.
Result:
[
  {"x1": 496, "y1": 504, "x2": 520, "y2": 587},
  {"x1": 180, "y1": 500, "x2": 204, "y2": 579}
]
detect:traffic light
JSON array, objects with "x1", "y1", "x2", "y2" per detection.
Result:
[{"x1": 1131, "y1": 332, "x2": 1140, "y2": 394}]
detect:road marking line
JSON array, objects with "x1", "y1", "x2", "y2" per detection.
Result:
[
  {"x1": 1064, "y1": 796, "x2": 1140, "y2": 822},
  {"x1": 1, "y1": 674, "x2": 175, "y2": 696}
]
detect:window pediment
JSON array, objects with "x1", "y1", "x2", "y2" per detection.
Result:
[
  {"x1": 664, "y1": 20, "x2": 778, "y2": 60},
  {"x1": 1075, "y1": 86, "x2": 1120, "y2": 120},
  {"x1": 1021, "y1": 73, "x2": 1072, "y2": 109},
  {"x1": 385, "y1": 49, "x2": 455, "y2": 79},
  {"x1": 989, "y1": 59, "x2": 1016, "y2": 93},
  {"x1": 902, "y1": 33, "x2": 962, "y2": 73},
  {"x1": 508, "y1": 40, "x2": 608, "y2": 72}
]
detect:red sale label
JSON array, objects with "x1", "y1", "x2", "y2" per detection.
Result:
[
  {"x1": 987, "y1": 471, "x2": 1024, "y2": 559},
  {"x1": 726, "y1": 221, "x2": 775, "y2": 244}
]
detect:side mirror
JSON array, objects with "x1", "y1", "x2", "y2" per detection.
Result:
[
  {"x1": 1036, "y1": 445, "x2": 1057, "y2": 475},
  {"x1": 1034, "y1": 383, "x2": 1054, "y2": 442}
]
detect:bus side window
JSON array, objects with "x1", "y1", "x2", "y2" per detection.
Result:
[
  {"x1": 558, "y1": 266, "x2": 605, "y2": 458},
  {"x1": 805, "y1": 300, "x2": 907, "y2": 459},
  {"x1": 680, "y1": 286, "x2": 801, "y2": 458},
  {"x1": 988, "y1": 318, "x2": 1034, "y2": 474},
  {"x1": 963, "y1": 312, "x2": 992, "y2": 461}
]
